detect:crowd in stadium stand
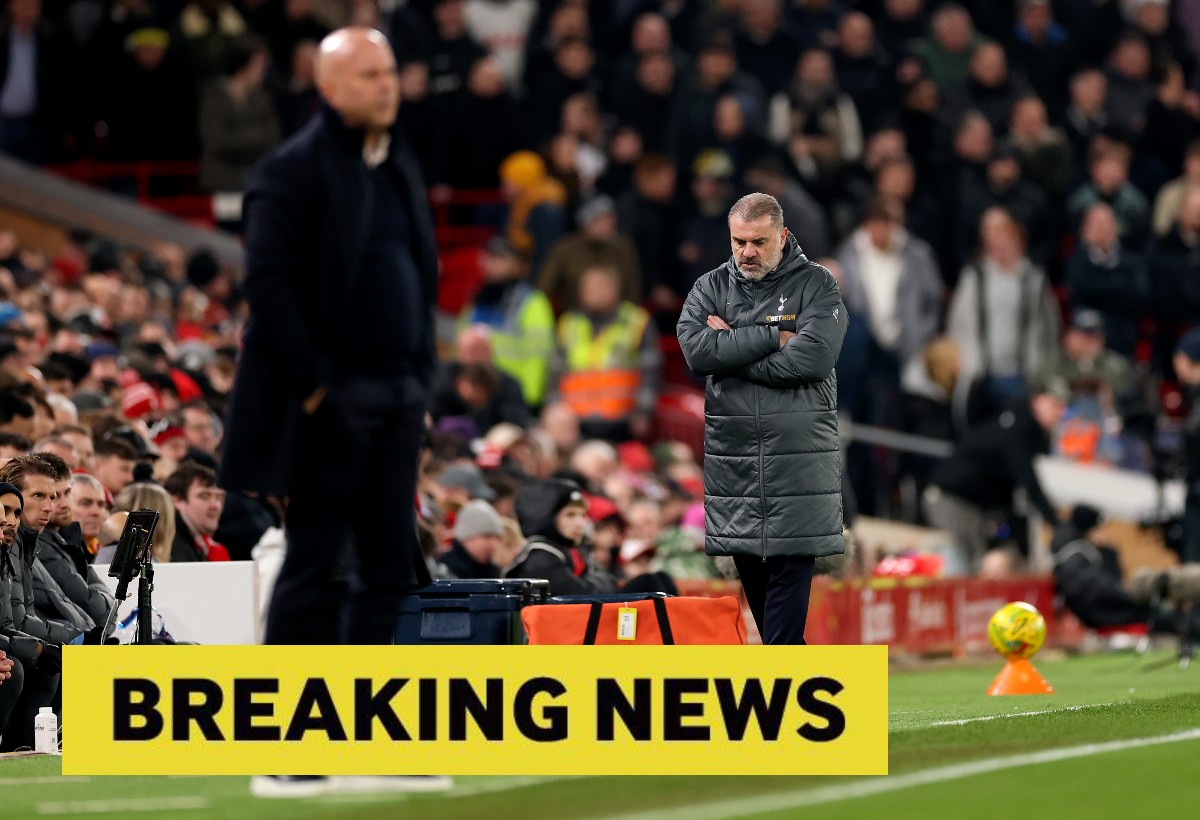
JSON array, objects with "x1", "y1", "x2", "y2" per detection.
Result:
[{"x1": 1, "y1": 0, "x2": 1199, "y2": 609}]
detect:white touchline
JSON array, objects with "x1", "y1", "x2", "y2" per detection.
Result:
[
  {"x1": 0, "y1": 777, "x2": 90, "y2": 786},
  {"x1": 36, "y1": 797, "x2": 209, "y2": 815},
  {"x1": 600, "y1": 728, "x2": 1200, "y2": 820},
  {"x1": 451, "y1": 775, "x2": 589, "y2": 797},
  {"x1": 317, "y1": 775, "x2": 588, "y2": 805},
  {"x1": 927, "y1": 702, "x2": 1117, "y2": 726}
]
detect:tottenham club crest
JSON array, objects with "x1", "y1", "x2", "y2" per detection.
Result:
[{"x1": 764, "y1": 295, "x2": 796, "y2": 325}]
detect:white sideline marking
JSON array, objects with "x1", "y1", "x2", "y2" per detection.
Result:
[
  {"x1": 318, "y1": 775, "x2": 585, "y2": 804},
  {"x1": 601, "y1": 728, "x2": 1200, "y2": 820},
  {"x1": 0, "y1": 777, "x2": 90, "y2": 785},
  {"x1": 928, "y1": 702, "x2": 1117, "y2": 726},
  {"x1": 453, "y1": 775, "x2": 586, "y2": 796},
  {"x1": 37, "y1": 797, "x2": 209, "y2": 814}
]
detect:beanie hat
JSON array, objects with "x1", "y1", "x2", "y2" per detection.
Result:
[
  {"x1": 454, "y1": 500, "x2": 505, "y2": 541},
  {"x1": 1177, "y1": 327, "x2": 1200, "y2": 362},
  {"x1": 0, "y1": 482, "x2": 24, "y2": 512},
  {"x1": 499, "y1": 151, "x2": 547, "y2": 190},
  {"x1": 121, "y1": 382, "x2": 161, "y2": 420},
  {"x1": 576, "y1": 194, "x2": 615, "y2": 226},
  {"x1": 515, "y1": 479, "x2": 586, "y2": 545},
  {"x1": 186, "y1": 250, "x2": 220, "y2": 288},
  {"x1": 153, "y1": 426, "x2": 186, "y2": 447}
]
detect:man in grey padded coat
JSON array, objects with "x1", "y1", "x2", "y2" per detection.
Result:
[{"x1": 677, "y1": 192, "x2": 848, "y2": 644}]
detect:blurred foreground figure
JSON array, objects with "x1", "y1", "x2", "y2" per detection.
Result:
[{"x1": 221, "y1": 26, "x2": 449, "y2": 797}]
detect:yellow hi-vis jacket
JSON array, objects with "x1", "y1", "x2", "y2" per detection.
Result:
[
  {"x1": 556, "y1": 302, "x2": 650, "y2": 420},
  {"x1": 459, "y1": 284, "x2": 556, "y2": 407}
]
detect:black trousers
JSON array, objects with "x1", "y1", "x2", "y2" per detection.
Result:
[
  {"x1": 265, "y1": 374, "x2": 428, "y2": 645},
  {"x1": 0, "y1": 661, "x2": 57, "y2": 753},
  {"x1": 733, "y1": 555, "x2": 816, "y2": 645},
  {"x1": 0, "y1": 655, "x2": 24, "y2": 742}
]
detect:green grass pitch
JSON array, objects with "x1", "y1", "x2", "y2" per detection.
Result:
[{"x1": 5, "y1": 649, "x2": 1199, "y2": 819}]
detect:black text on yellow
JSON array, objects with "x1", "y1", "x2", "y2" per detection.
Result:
[{"x1": 113, "y1": 676, "x2": 846, "y2": 744}]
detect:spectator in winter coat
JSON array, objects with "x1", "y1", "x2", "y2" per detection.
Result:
[
  {"x1": 836, "y1": 194, "x2": 943, "y2": 426},
  {"x1": 912, "y1": 4, "x2": 984, "y2": 96},
  {"x1": 440, "y1": 500, "x2": 503, "y2": 580},
  {"x1": 197, "y1": 35, "x2": 281, "y2": 195},
  {"x1": 1065, "y1": 203, "x2": 1150, "y2": 357},
  {"x1": 499, "y1": 150, "x2": 566, "y2": 276},
  {"x1": 616, "y1": 153, "x2": 685, "y2": 316},
  {"x1": 1007, "y1": 95, "x2": 1075, "y2": 203},
  {"x1": 768, "y1": 48, "x2": 863, "y2": 198},
  {"x1": 430, "y1": 57, "x2": 525, "y2": 191},
  {"x1": 947, "y1": 207, "x2": 1060, "y2": 411},
  {"x1": 1009, "y1": 0, "x2": 1079, "y2": 122},
  {"x1": 504, "y1": 478, "x2": 615, "y2": 594},
  {"x1": 537, "y1": 194, "x2": 641, "y2": 311},
  {"x1": 1066, "y1": 145, "x2": 1150, "y2": 249}
]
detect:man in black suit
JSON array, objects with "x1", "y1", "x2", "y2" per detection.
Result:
[{"x1": 221, "y1": 27, "x2": 436, "y2": 650}]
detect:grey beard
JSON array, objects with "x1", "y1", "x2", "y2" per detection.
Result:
[{"x1": 737, "y1": 264, "x2": 768, "y2": 280}]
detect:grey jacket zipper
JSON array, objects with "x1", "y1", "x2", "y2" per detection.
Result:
[{"x1": 756, "y1": 382, "x2": 766, "y2": 562}]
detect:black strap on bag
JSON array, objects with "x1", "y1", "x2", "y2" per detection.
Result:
[
  {"x1": 581, "y1": 597, "x2": 675, "y2": 645},
  {"x1": 583, "y1": 602, "x2": 604, "y2": 645},
  {"x1": 653, "y1": 596, "x2": 675, "y2": 645}
]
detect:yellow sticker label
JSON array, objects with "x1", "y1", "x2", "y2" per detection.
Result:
[
  {"x1": 63, "y1": 645, "x2": 888, "y2": 776},
  {"x1": 617, "y1": 607, "x2": 637, "y2": 640}
]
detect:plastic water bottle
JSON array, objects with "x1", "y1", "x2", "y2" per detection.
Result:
[{"x1": 34, "y1": 707, "x2": 58, "y2": 754}]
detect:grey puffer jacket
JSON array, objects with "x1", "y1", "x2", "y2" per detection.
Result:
[
  {"x1": 7, "y1": 528, "x2": 86, "y2": 646},
  {"x1": 677, "y1": 236, "x2": 848, "y2": 559},
  {"x1": 37, "y1": 528, "x2": 115, "y2": 625}
]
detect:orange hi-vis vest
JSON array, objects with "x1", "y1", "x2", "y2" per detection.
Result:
[{"x1": 557, "y1": 302, "x2": 649, "y2": 420}]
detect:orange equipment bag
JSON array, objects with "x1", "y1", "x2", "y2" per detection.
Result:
[{"x1": 521, "y1": 594, "x2": 747, "y2": 645}]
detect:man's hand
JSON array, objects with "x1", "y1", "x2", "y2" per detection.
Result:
[
  {"x1": 779, "y1": 330, "x2": 796, "y2": 347},
  {"x1": 0, "y1": 650, "x2": 12, "y2": 683},
  {"x1": 302, "y1": 386, "x2": 327, "y2": 415},
  {"x1": 707, "y1": 315, "x2": 732, "y2": 331}
]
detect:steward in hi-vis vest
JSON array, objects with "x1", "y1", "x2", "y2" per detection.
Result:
[
  {"x1": 550, "y1": 265, "x2": 660, "y2": 442},
  {"x1": 458, "y1": 237, "x2": 556, "y2": 408}
]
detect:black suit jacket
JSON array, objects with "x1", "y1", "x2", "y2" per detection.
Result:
[{"x1": 220, "y1": 105, "x2": 438, "y2": 496}]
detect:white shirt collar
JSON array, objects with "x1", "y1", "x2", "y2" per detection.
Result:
[{"x1": 363, "y1": 134, "x2": 391, "y2": 168}]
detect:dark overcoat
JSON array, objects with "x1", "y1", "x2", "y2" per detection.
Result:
[
  {"x1": 220, "y1": 105, "x2": 438, "y2": 496},
  {"x1": 677, "y1": 236, "x2": 849, "y2": 559}
]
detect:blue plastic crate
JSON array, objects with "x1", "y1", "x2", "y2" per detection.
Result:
[{"x1": 394, "y1": 578, "x2": 550, "y2": 645}]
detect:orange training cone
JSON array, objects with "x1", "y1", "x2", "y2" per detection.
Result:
[{"x1": 986, "y1": 658, "x2": 1055, "y2": 695}]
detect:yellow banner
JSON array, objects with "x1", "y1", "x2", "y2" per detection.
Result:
[{"x1": 63, "y1": 646, "x2": 888, "y2": 776}]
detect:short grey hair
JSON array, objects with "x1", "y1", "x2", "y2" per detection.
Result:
[
  {"x1": 71, "y1": 472, "x2": 104, "y2": 493},
  {"x1": 728, "y1": 192, "x2": 784, "y2": 229}
]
